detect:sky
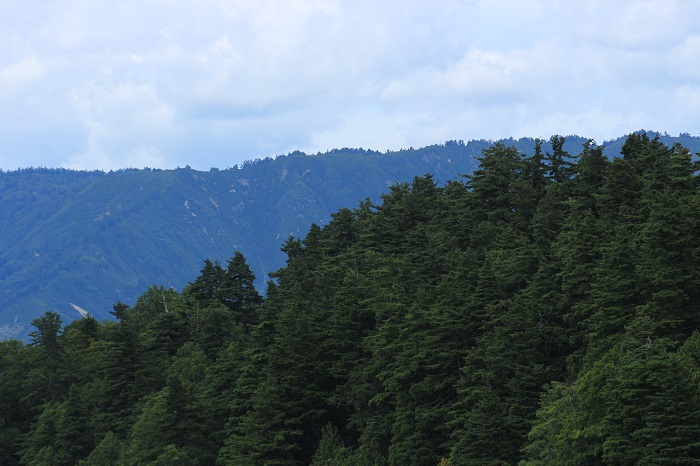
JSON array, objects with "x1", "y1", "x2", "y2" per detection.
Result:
[{"x1": 1, "y1": 0, "x2": 699, "y2": 171}]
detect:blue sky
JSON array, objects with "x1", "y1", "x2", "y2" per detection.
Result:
[{"x1": 1, "y1": 0, "x2": 699, "y2": 171}]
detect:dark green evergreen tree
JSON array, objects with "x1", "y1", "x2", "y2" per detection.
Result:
[
  {"x1": 0, "y1": 340, "x2": 27, "y2": 466},
  {"x1": 189, "y1": 259, "x2": 225, "y2": 303},
  {"x1": 218, "y1": 251, "x2": 262, "y2": 325},
  {"x1": 4, "y1": 133, "x2": 700, "y2": 466},
  {"x1": 522, "y1": 317, "x2": 700, "y2": 465}
]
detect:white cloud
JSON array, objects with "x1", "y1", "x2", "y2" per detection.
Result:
[
  {"x1": 0, "y1": 0, "x2": 699, "y2": 170},
  {"x1": 669, "y1": 35, "x2": 700, "y2": 81},
  {"x1": 380, "y1": 47, "x2": 528, "y2": 105},
  {"x1": 0, "y1": 55, "x2": 45, "y2": 88},
  {"x1": 305, "y1": 109, "x2": 435, "y2": 153},
  {"x1": 64, "y1": 81, "x2": 176, "y2": 170}
]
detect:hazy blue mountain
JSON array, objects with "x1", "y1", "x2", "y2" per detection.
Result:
[{"x1": 1, "y1": 132, "x2": 698, "y2": 340}]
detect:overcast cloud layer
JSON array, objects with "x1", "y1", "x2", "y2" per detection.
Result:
[{"x1": 1, "y1": 0, "x2": 699, "y2": 171}]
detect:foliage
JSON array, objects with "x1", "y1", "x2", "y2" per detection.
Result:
[{"x1": 1, "y1": 133, "x2": 700, "y2": 465}]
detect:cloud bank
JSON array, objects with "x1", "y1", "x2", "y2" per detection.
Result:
[{"x1": 1, "y1": 0, "x2": 698, "y2": 170}]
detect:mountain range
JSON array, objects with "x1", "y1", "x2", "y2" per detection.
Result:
[{"x1": 1, "y1": 131, "x2": 698, "y2": 340}]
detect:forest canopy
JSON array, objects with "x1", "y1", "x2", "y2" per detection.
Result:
[{"x1": 1, "y1": 133, "x2": 700, "y2": 465}]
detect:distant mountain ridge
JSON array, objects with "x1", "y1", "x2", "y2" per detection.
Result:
[{"x1": 1, "y1": 131, "x2": 699, "y2": 340}]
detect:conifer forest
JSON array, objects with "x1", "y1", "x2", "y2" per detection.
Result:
[{"x1": 2, "y1": 133, "x2": 700, "y2": 465}]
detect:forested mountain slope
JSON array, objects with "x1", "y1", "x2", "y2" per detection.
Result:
[
  {"x1": 1, "y1": 132, "x2": 698, "y2": 341},
  {"x1": 2, "y1": 133, "x2": 700, "y2": 465},
  {"x1": 3, "y1": 142, "x2": 482, "y2": 340}
]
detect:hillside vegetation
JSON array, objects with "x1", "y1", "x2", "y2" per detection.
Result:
[
  {"x1": 2, "y1": 131, "x2": 698, "y2": 341},
  {"x1": 2, "y1": 133, "x2": 700, "y2": 465},
  {"x1": 2, "y1": 141, "x2": 486, "y2": 339}
]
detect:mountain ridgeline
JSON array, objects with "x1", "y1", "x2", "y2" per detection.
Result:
[
  {"x1": 2, "y1": 141, "x2": 484, "y2": 339},
  {"x1": 2, "y1": 132, "x2": 700, "y2": 464},
  {"x1": 0, "y1": 136, "x2": 581, "y2": 339},
  {"x1": 2, "y1": 132, "x2": 699, "y2": 341}
]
